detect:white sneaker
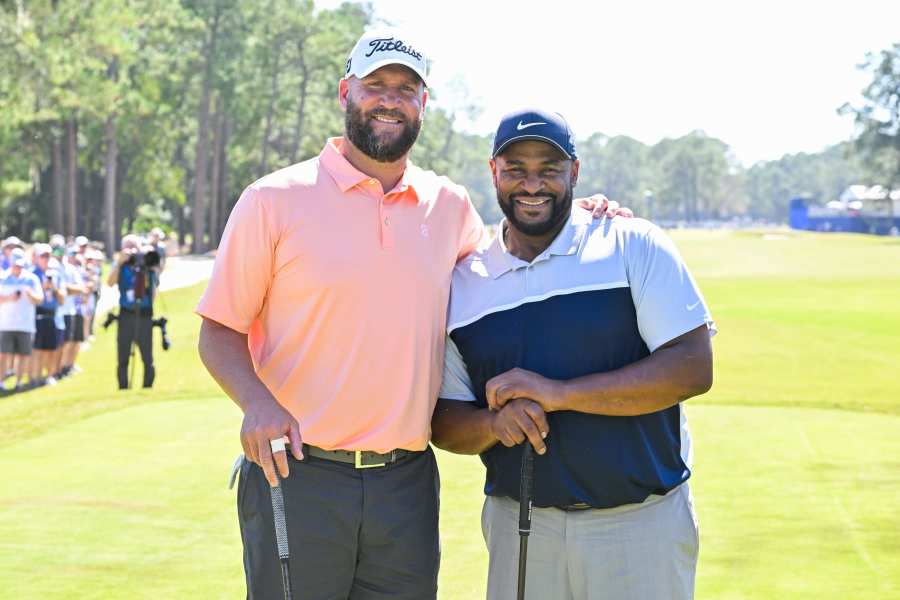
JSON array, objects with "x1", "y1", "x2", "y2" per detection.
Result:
[{"x1": 45, "y1": 376, "x2": 58, "y2": 386}]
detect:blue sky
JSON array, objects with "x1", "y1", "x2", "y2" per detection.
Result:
[{"x1": 316, "y1": 0, "x2": 899, "y2": 166}]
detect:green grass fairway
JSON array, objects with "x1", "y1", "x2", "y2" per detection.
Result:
[{"x1": 1, "y1": 229, "x2": 899, "y2": 599}]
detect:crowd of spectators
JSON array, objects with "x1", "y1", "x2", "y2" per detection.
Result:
[
  {"x1": 1, "y1": 228, "x2": 171, "y2": 394},
  {"x1": 0, "y1": 233, "x2": 105, "y2": 393}
]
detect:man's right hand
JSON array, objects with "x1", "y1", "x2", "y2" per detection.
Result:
[
  {"x1": 240, "y1": 397, "x2": 304, "y2": 487},
  {"x1": 490, "y1": 398, "x2": 549, "y2": 455},
  {"x1": 117, "y1": 247, "x2": 136, "y2": 266}
]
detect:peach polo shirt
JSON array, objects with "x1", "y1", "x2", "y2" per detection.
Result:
[{"x1": 196, "y1": 137, "x2": 484, "y2": 452}]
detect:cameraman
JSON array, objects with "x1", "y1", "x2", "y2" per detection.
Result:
[{"x1": 107, "y1": 235, "x2": 158, "y2": 389}]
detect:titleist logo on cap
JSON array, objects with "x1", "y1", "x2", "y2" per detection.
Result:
[{"x1": 365, "y1": 37, "x2": 423, "y2": 61}]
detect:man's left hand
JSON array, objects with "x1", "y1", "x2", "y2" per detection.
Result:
[
  {"x1": 575, "y1": 194, "x2": 635, "y2": 219},
  {"x1": 486, "y1": 367, "x2": 564, "y2": 413}
]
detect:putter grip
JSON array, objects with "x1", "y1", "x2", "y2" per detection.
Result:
[
  {"x1": 270, "y1": 484, "x2": 290, "y2": 560},
  {"x1": 518, "y1": 444, "x2": 534, "y2": 534}
]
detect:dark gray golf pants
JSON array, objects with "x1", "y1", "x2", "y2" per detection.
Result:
[{"x1": 237, "y1": 447, "x2": 440, "y2": 600}]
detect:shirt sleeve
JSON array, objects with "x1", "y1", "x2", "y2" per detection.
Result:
[
  {"x1": 624, "y1": 222, "x2": 716, "y2": 352},
  {"x1": 438, "y1": 336, "x2": 477, "y2": 401},
  {"x1": 195, "y1": 186, "x2": 275, "y2": 333}
]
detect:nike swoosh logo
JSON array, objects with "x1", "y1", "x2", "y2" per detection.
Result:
[
  {"x1": 517, "y1": 121, "x2": 547, "y2": 130},
  {"x1": 686, "y1": 300, "x2": 702, "y2": 311}
]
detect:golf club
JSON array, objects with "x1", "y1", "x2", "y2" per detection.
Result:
[
  {"x1": 517, "y1": 443, "x2": 535, "y2": 600},
  {"x1": 270, "y1": 480, "x2": 293, "y2": 600}
]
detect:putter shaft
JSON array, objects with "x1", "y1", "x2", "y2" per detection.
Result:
[{"x1": 517, "y1": 444, "x2": 535, "y2": 600}]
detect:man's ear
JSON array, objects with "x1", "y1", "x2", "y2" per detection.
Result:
[
  {"x1": 489, "y1": 158, "x2": 498, "y2": 187},
  {"x1": 338, "y1": 78, "x2": 350, "y2": 110},
  {"x1": 571, "y1": 159, "x2": 580, "y2": 188}
]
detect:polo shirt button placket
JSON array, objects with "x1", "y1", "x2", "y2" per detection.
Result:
[{"x1": 379, "y1": 198, "x2": 395, "y2": 249}]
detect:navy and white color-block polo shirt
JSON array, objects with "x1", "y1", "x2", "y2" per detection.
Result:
[{"x1": 438, "y1": 207, "x2": 715, "y2": 509}]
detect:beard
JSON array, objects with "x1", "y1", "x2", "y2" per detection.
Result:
[
  {"x1": 498, "y1": 185, "x2": 573, "y2": 237},
  {"x1": 344, "y1": 96, "x2": 422, "y2": 163}
]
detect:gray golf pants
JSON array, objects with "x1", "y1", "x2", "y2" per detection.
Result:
[{"x1": 482, "y1": 483, "x2": 699, "y2": 600}]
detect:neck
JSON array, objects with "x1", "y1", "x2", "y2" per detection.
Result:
[
  {"x1": 340, "y1": 137, "x2": 408, "y2": 193},
  {"x1": 504, "y1": 217, "x2": 568, "y2": 263}
]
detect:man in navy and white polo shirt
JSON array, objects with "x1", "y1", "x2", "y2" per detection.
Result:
[{"x1": 432, "y1": 109, "x2": 715, "y2": 600}]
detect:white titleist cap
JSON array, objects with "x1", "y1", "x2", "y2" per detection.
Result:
[{"x1": 344, "y1": 28, "x2": 428, "y2": 86}]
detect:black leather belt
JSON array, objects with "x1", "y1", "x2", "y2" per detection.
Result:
[{"x1": 304, "y1": 444, "x2": 419, "y2": 469}]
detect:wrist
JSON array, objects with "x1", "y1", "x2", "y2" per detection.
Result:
[
  {"x1": 548, "y1": 379, "x2": 569, "y2": 412},
  {"x1": 484, "y1": 408, "x2": 500, "y2": 440},
  {"x1": 239, "y1": 386, "x2": 280, "y2": 414}
]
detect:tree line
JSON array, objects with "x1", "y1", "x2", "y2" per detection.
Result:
[{"x1": 2, "y1": 2, "x2": 898, "y2": 248}]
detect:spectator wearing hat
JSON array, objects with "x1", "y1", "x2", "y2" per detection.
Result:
[
  {"x1": 0, "y1": 248, "x2": 42, "y2": 391},
  {"x1": 47, "y1": 253, "x2": 68, "y2": 379},
  {"x1": 30, "y1": 244, "x2": 65, "y2": 385},
  {"x1": 59, "y1": 248, "x2": 88, "y2": 377},
  {"x1": 2, "y1": 236, "x2": 26, "y2": 271},
  {"x1": 74, "y1": 235, "x2": 90, "y2": 252},
  {"x1": 82, "y1": 249, "x2": 103, "y2": 340}
]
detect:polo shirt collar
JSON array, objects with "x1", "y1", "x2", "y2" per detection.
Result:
[
  {"x1": 484, "y1": 206, "x2": 593, "y2": 279},
  {"x1": 319, "y1": 137, "x2": 420, "y2": 202}
]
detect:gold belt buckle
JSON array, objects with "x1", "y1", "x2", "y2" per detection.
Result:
[{"x1": 354, "y1": 450, "x2": 386, "y2": 469}]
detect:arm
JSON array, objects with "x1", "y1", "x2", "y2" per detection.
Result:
[
  {"x1": 198, "y1": 317, "x2": 303, "y2": 487},
  {"x1": 431, "y1": 399, "x2": 495, "y2": 454},
  {"x1": 487, "y1": 324, "x2": 713, "y2": 416},
  {"x1": 65, "y1": 281, "x2": 88, "y2": 296},
  {"x1": 106, "y1": 250, "x2": 132, "y2": 286},
  {"x1": 106, "y1": 262, "x2": 121, "y2": 287},
  {"x1": 431, "y1": 398, "x2": 549, "y2": 455},
  {"x1": 52, "y1": 280, "x2": 66, "y2": 304},
  {"x1": 26, "y1": 282, "x2": 43, "y2": 304}
]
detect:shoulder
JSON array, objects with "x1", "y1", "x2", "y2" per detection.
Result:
[
  {"x1": 603, "y1": 216, "x2": 658, "y2": 240},
  {"x1": 407, "y1": 164, "x2": 469, "y2": 205},
  {"x1": 452, "y1": 246, "x2": 493, "y2": 283},
  {"x1": 243, "y1": 157, "x2": 325, "y2": 204},
  {"x1": 447, "y1": 246, "x2": 497, "y2": 331},
  {"x1": 590, "y1": 216, "x2": 667, "y2": 253}
]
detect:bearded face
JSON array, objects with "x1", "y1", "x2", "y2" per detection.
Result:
[{"x1": 344, "y1": 95, "x2": 423, "y2": 163}]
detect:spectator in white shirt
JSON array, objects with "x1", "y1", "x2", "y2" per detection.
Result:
[{"x1": 0, "y1": 248, "x2": 43, "y2": 391}]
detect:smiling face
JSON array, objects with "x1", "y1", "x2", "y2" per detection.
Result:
[
  {"x1": 340, "y1": 64, "x2": 427, "y2": 163},
  {"x1": 491, "y1": 140, "x2": 580, "y2": 237}
]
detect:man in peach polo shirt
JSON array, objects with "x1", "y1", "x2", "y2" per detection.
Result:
[
  {"x1": 198, "y1": 29, "x2": 481, "y2": 599},
  {"x1": 198, "y1": 29, "x2": 624, "y2": 600}
]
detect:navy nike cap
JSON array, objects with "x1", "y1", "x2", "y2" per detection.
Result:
[{"x1": 492, "y1": 108, "x2": 577, "y2": 160}]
